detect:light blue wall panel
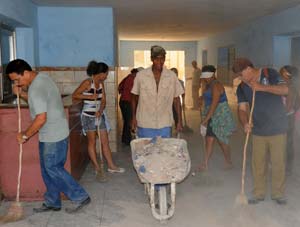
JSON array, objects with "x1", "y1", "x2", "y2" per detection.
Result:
[{"x1": 38, "y1": 7, "x2": 115, "y2": 67}]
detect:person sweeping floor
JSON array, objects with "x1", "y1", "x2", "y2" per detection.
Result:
[
  {"x1": 233, "y1": 58, "x2": 288, "y2": 205},
  {"x1": 4, "y1": 59, "x2": 91, "y2": 215}
]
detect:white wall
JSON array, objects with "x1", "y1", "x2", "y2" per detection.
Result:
[{"x1": 197, "y1": 4, "x2": 300, "y2": 69}]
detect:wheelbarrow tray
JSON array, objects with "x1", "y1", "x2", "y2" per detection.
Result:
[{"x1": 130, "y1": 138, "x2": 191, "y2": 184}]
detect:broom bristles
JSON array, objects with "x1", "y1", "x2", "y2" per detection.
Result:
[
  {"x1": 0, "y1": 202, "x2": 24, "y2": 223},
  {"x1": 235, "y1": 193, "x2": 248, "y2": 206},
  {"x1": 0, "y1": 92, "x2": 25, "y2": 223},
  {"x1": 96, "y1": 162, "x2": 108, "y2": 183}
]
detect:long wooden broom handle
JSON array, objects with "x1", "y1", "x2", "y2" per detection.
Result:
[
  {"x1": 93, "y1": 78, "x2": 103, "y2": 162},
  {"x1": 16, "y1": 91, "x2": 23, "y2": 202},
  {"x1": 241, "y1": 90, "x2": 256, "y2": 194}
]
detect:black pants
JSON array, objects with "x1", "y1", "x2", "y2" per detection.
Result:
[{"x1": 119, "y1": 100, "x2": 132, "y2": 145}]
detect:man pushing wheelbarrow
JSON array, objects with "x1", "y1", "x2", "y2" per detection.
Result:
[{"x1": 130, "y1": 46, "x2": 190, "y2": 221}]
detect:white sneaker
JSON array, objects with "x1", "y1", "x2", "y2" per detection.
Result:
[{"x1": 107, "y1": 167, "x2": 125, "y2": 173}]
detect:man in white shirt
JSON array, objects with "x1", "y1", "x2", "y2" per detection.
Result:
[{"x1": 131, "y1": 45, "x2": 184, "y2": 138}]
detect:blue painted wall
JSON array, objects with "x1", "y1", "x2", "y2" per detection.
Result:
[
  {"x1": 0, "y1": 0, "x2": 38, "y2": 66},
  {"x1": 38, "y1": 7, "x2": 115, "y2": 67},
  {"x1": 0, "y1": 0, "x2": 37, "y2": 27},
  {"x1": 197, "y1": 4, "x2": 300, "y2": 69},
  {"x1": 273, "y1": 36, "x2": 291, "y2": 69},
  {"x1": 15, "y1": 28, "x2": 36, "y2": 66},
  {"x1": 120, "y1": 41, "x2": 197, "y2": 67}
]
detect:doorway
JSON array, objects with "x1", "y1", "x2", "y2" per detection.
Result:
[{"x1": 217, "y1": 45, "x2": 235, "y2": 86}]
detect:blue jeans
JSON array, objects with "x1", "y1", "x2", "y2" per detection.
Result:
[
  {"x1": 39, "y1": 137, "x2": 89, "y2": 208},
  {"x1": 137, "y1": 127, "x2": 171, "y2": 138}
]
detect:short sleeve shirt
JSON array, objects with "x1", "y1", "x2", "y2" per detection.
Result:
[
  {"x1": 120, "y1": 74, "x2": 135, "y2": 102},
  {"x1": 131, "y1": 66, "x2": 184, "y2": 129},
  {"x1": 236, "y1": 68, "x2": 287, "y2": 136},
  {"x1": 28, "y1": 73, "x2": 69, "y2": 142}
]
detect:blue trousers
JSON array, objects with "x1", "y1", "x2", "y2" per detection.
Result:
[
  {"x1": 39, "y1": 137, "x2": 89, "y2": 208},
  {"x1": 137, "y1": 126, "x2": 171, "y2": 138}
]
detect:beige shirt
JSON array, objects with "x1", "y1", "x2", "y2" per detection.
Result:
[{"x1": 131, "y1": 66, "x2": 184, "y2": 129}]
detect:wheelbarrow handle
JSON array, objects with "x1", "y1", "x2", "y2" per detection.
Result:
[{"x1": 132, "y1": 129, "x2": 138, "y2": 139}]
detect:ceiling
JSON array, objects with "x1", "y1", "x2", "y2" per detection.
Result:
[{"x1": 31, "y1": 0, "x2": 300, "y2": 41}]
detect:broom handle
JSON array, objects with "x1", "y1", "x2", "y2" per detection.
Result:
[
  {"x1": 93, "y1": 78, "x2": 103, "y2": 162},
  {"x1": 97, "y1": 123, "x2": 103, "y2": 162},
  {"x1": 16, "y1": 92, "x2": 23, "y2": 203},
  {"x1": 241, "y1": 90, "x2": 256, "y2": 194},
  {"x1": 183, "y1": 105, "x2": 187, "y2": 126}
]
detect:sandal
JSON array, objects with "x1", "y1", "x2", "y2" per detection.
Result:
[{"x1": 107, "y1": 167, "x2": 125, "y2": 173}]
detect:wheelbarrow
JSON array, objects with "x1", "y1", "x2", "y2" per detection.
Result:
[{"x1": 130, "y1": 136, "x2": 190, "y2": 221}]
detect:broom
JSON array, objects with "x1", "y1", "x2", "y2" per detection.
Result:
[
  {"x1": 182, "y1": 104, "x2": 193, "y2": 133},
  {"x1": 0, "y1": 91, "x2": 24, "y2": 223},
  {"x1": 235, "y1": 90, "x2": 256, "y2": 205},
  {"x1": 94, "y1": 78, "x2": 107, "y2": 183},
  {"x1": 96, "y1": 118, "x2": 108, "y2": 182}
]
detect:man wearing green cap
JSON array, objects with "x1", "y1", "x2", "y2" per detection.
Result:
[{"x1": 131, "y1": 45, "x2": 184, "y2": 138}]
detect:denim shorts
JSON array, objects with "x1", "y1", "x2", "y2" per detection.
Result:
[{"x1": 81, "y1": 114, "x2": 106, "y2": 132}]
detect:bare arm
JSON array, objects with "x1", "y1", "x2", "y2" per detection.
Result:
[
  {"x1": 249, "y1": 81, "x2": 288, "y2": 96},
  {"x1": 131, "y1": 94, "x2": 139, "y2": 131},
  {"x1": 238, "y1": 102, "x2": 252, "y2": 133},
  {"x1": 17, "y1": 112, "x2": 47, "y2": 144},
  {"x1": 72, "y1": 80, "x2": 98, "y2": 101},
  {"x1": 173, "y1": 96, "x2": 183, "y2": 131},
  {"x1": 98, "y1": 81, "x2": 106, "y2": 115}
]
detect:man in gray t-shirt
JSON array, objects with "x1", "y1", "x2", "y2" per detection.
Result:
[
  {"x1": 28, "y1": 73, "x2": 69, "y2": 142},
  {"x1": 6, "y1": 59, "x2": 90, "y2": 214}
]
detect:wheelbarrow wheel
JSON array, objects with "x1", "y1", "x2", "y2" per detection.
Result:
[{"x1": 158, "y1": 186, "x2": 167, "y2": 216}]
